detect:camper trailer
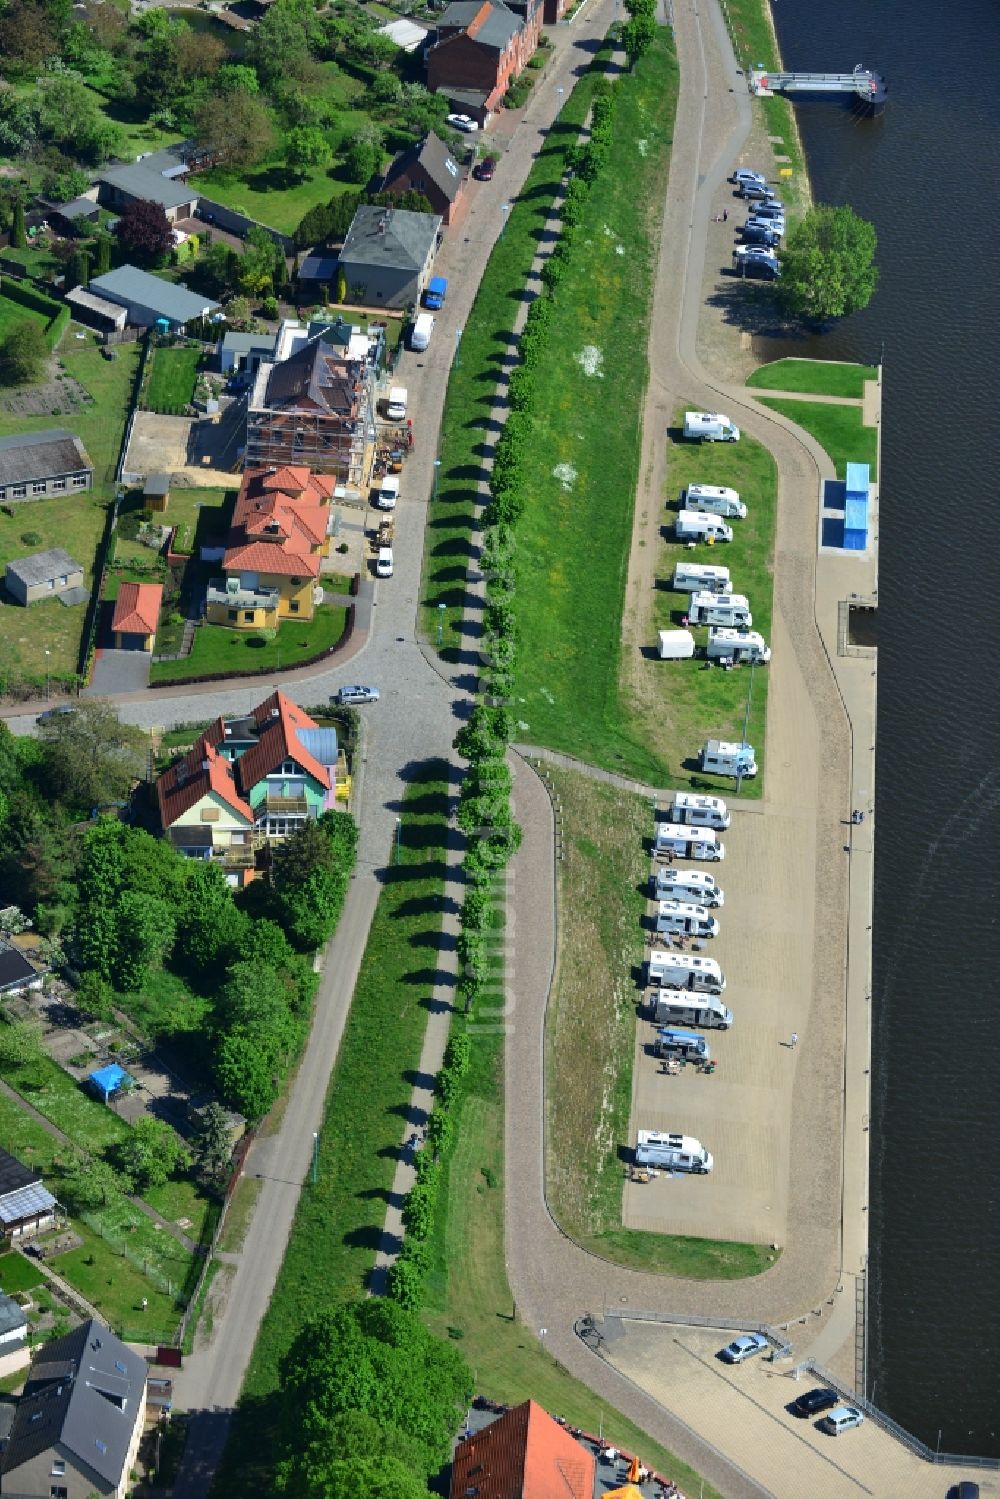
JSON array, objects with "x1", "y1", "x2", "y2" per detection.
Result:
[
  {"x1": 675, "y1": 510, "x2": 734, "y2": 544},
  {"x1": 684, "y1": 412, "x2": 741, "y2": 443},
  {"x1": 635, "y1": 1130, "x2": 713, "y2": 1174},
  {"x1": 685, "y1": 484, "x2": 746, "y2": 519},
  {"x1": 687, "y1": 592, "x2": 752, "y2": 628},
  {"x1": 672, "y1": 562, "x2": 730, "y2": 594},
  {"x1": 700, "y1": 740, "x2": 757, "y2": 779},
  {"x1": 653, "y1": 1028, "x2": 711, "y2": 1064},
  {"x1": 658, "y1": 630, "x2": 696, "y2": 660},
  {"x1": 668, "y1": 792, "x2": 730, "y2": 830},
  {"x1": 656, "y1": 900, "x2": 720, "y2": 939},
  {"x1": 707, "y1": 628, "x2": 771, "y2": 664},
  {"x1": 652, "y1": 868, "x2": 725, "y2": 907},
  {"x1": 652, "y1": 991, "x2": 733, "y2": 1029},
  {"x1": 648, "y1": 950, "x2": 726, "y2": 993},
  {"x1": 654, "y1": 825, "x2": 725, "y2": 862}
]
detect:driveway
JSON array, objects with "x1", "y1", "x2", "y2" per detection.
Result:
[{"x1": 85, "y1": 648, "x2": 152, "y2": 695}]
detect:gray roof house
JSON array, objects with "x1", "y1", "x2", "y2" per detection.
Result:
[
  {"x1": 0, "y1": 1294, "x2": 27, "y2": 1358},
  {"x1": 95, "y1": 159, "x2": 198, "y2": 223},
  {"x1": 88, "y1": 266, "x2": 219, "y2": 330},
  {"x1": 218, "y1": 329, "x2": 279, "y2": 376},
  {"x1": 4, "y1": 548, "x2": 85, "y2": 607},
  {"x1": 0, "y1": 1146, "x2": 57, "y2": 1240},
  {"x1": 0, "y1": 430, "x2": 93, "y2": 504},
  {"x1": 337, "y1": 205, "x2": 443, "y2": 310},
  {"x1": 0, "y1": 1320, "x2": 147, "y2": 1498}
]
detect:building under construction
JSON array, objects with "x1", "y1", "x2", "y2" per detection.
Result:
[{"x1": 245, "y1": 336, "x2": 377, "y2": 493}]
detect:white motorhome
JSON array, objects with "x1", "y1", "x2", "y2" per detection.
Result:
[
  {"x1": 648, "y1": 950, "x2": 726, "y2": 993},
  {"x1": 707, "y1": 628, "x2": 771, "y2": 664},
  {"x1": 385, "y1": 386, "x2": 408, "y2": 420},
  {"x1": 685, "y1": 484, "x2": 746, "y2": 519},
  {"x1": 654, "y1": 1027, "x2": 711, "y2": 1064},
  {"x1": 668, "y1": 791, "x2": 730, "y2": 830},
  {"x1": 652, "y1": 867, "x2": 725, "y2": 907},
  {"x1": 658, "y1": 629, "x2": 695, "y2": 660},
  {"x1": 411, "y1": 313, "x2": 434, "y2": 351},
  {"x1": 656, "y1": 900, "x2": 720, "y2": 939},
  {"x1": 672, "y1": 562, "x2": 730, "y2": 594},
  {"x1": 700, "y1": 739, "x2": 757, "y2": 778},
  {"x1": 654, "y1": 825, "x2": 725, "y2": 862},
  {"x1": 675, "y1": 510, "x2": 734, "y2": 544},
  {"x1": 652, "y1": 991, "x2": 733, "y2": 1029},
  {"x1": 684, "y1": 411, "x2": 741, "y2": 442},
  {"x1": 687, "y1": 592, "x2": 752, "y2": 628},
  {"x1": 635, "y1": 1130, "x2": 713, "y2": 1174},
  {"x1": 375, "y1": 475, "x2": 400, "y2": 511}
]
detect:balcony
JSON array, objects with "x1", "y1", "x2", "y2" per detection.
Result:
[
  {"x1": 264, "y1": 794, "x2": 309, "y2": 815},
  {"x1": 206, "y1": 579, "x2": 280, "y2": 613}
]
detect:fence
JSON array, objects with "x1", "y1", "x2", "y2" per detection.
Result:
[{"x1": 195, "y1": 198, "x2": 295, "y2": 256}]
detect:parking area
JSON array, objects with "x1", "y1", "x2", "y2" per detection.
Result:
[{"x1": 602, "y1": 1320, "x2": 992, "y2": 1499}]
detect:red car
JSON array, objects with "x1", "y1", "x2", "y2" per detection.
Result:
[{"x1": 473, "y1": 158, "x2": 497, "y2": 182}]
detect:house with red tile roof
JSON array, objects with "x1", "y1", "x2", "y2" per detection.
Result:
[
  {"x1": 205, "y1": 465, "x2": 334, "y2": 631},
  {"x1": 450, "y1": 1400, "x2": 595, "y2": 1499},
  {"x1": 156, "y1": 690, "x2": 339, "y2": 882},
  {"x1": 111, "y1": 581, "x2": 163, "y2": 650}
]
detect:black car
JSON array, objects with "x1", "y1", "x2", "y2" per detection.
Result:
[
  {"x1": 740, "y1": 224, "x2": 779, "y2": 248},
  {"x1": 791, "y1": 1387, "x2": 838, "y2": 1419},
  {"x1": 737, "y1": 181, "x2": 772, "y2": 199},
  {"x1": 946, "y1": 1485, "x2": 980, "y2": 1499}
]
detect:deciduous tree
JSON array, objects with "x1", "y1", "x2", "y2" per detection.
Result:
[
  {"x1": 112, "y1": 1116, "x2": 189, "y2": 1192},
  {"x1": 778, "y1": 204, "x2": 878, "y2": 321},
  {"x1": 194, "y1": 92, "x2": 275, "y2": 171},
  {"x1": 114, "y1": 197, "x2": 173, "y2": 265},
  {"x1": 113, "y1": 891, "x2": 176, "y2": 990},
  {"x1": 0, "y1": 320, "x2": 47, "y2": 386},
  {"x1": 38, "y1": 700, "x2": 146, "y2": 811},
  {"x1": 215, "y1": 1027, "x2": 277, "y2": 1120},
  {"x1": 284, "y1": 125, "x2": 331, "y2": 179}
]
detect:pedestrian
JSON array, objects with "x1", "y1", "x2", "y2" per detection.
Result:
[
  {"x1": 789, "y1": 1032, "x2": 798, "y2": 1049},
  {"x1": 723, "y1": 207, "x2": 728, "y2": 222}
]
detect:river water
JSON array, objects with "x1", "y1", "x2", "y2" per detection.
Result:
[{"x1": 753, "y1": 0, "x2": 1000, "y2": 1459}]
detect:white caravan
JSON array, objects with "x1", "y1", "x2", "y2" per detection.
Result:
[
  {"x1": 654, "y1": 825, "x2": 725, "y2": 862},
  {"x1": 672, "y1": 562, "x2": 730, "y2": 593},
  {"x1": 667, "y1": 792, "x2": 730, "y2": 830},
  {"x1": 635, "y1": 1130, "x2": 714, "y2": 1174},
  {"x1": 648, "y1": 950, "x2": 726, "y2": 993},
  {"x1": 656, "y1": 900, "x2": 720, "y2": 939},
  {"x1": 684, "y1": 411, "x2": 741, "y2": 442},
  {"x1": 685, "y1": 484, "x2": 746, "y2": 519},
  {"x1": 652, "y1": 991, "x2": 733, "y2": 1029},
  {"x1": 675, "y1": 510, "x2": 734, "y2": 544},
  {"x1": 658, "y1": 629, "x2": 696, "y2": 660},
  {"x1": 706, "y1": 628, "x2": 771, "y2": 664},
  {"x1": 651, "y1": 868, "x2": 725, "y2": 907},
  {"x1": 687, "y1": 592, "x2": 752, "y2": 628},
  {"x1": 700, "y1": 740, "x2": 757, "y2": 778}
]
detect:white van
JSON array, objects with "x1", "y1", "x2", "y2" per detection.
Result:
[
  {"x1": 652, "y1": 991, "x2": 733, "y2": 1029},
  {"x1": 658, "y1": 629, "x2": 695, "y2": 660},
  {"x1": 656, "y1": 900, "x2": 719, "y2": 939},
  {"x1": 411, "y1": 313, "x2": 434, "y2": 351},
  {"x1": 385, "y1": 386, "x2": 408, "y2": 420},
  {"x1": 700, "y1": 740, "x2": 757, "y2": 778},
  {"x1": 635, "y1": 1130, "x2": 713, "y2": 1174},
  {"x1": 672, "y1": 562, "x2": 730, "y2": 594},
  {"x1": 668, "y1": 791, "x2": 730, "y2": 830},
  {"x1": 652, "y1": 867, "x2": 724, "y2": 907},
  {"x1": 648, "y1": 950, "x2": 726, "y2": 993},
  {"x1": 654, "y1": 1027, "x2": 711, "y2": 1064},
  {"x1": 376, "y1": 547, "x2": 394, "y2": 578},
  {"x1": 687, "y1": 592, "x2": 752, "y2": 629},
  {"x1": 654, "y1": 825, "x2": 724, "y2": 862},
  {"x1": 707, "y1": 628, "x2": 771, "y2": 664},
  {"x1": 376, "y1": 475, "x2": 400, "y2": 511},
  {"x1": 675, "y1": 510, "x2": 733, "y2": 544},
  {"x1": 684, "y1": 411, "x2": 740, "y2": 442},
  {"x1": 686, "y1": 484, "x2": 746, "y2": 519}
]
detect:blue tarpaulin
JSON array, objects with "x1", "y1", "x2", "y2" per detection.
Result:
[
  {"x1": 843, "y1": 462, "x2": 870, "y2": 551},
  {"x1": 88, "y1": 1063, "x2": 133, "y2": 1101}
]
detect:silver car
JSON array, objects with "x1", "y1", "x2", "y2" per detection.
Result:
[
  {"x1": 333, "y1": 686, "x2": 380, "y2": 705},
  {"x1": 821, "y1": 1406, "x2": 865, "y2": 1435},
  {"x1": 720, "y1": 1333, "x2": 770, "y2": 1364}
]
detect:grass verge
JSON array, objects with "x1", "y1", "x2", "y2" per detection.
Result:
[
  {"x1": 756, "y1": 396, "x2": 878, "y2": 478},
  {"x1": 746, "y1": 358, "x2": 876, "y2": 398},
  {"x1": 420, "y1": 44, "x2": 611, "y2": 651},
  {"x1": 577, "y1": 1227, "x2": 778, "y2": 1277},
  {"x1": 211, "y1": 762, "x2": 451, "y2": 1496},
  {"x1": 508, "y1": 34, "x2": 679, "y2": 785},
  {"x1": 149, "y1": 603, "x2": 348, "y2": 682}
]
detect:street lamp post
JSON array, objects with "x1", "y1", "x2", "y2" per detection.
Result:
[
  {"x1": 311, "y1": 1131, "x2": 319, "y2": 1186},
  {"x1": 433, "y1": 457, "x2": 442, "y2": 499},
  {"x1": 395, "y1": 816, "x2": 402, "y2": 864},
  {"x1": 454, "y1": 327, "x2": 463, "y2": 368},
  {"x1": 500, "y1": 203, "x2": 511, "y2": 239},
  {"x1": 437, "y1": 602, "x2": 446, "y2": 647},
  {"x1": 44, "y1": 649, "x2": 51, "y2": 701}
]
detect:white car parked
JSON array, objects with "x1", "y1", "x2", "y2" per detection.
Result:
[{"x1": 447, "y1": 113, "x2": 479, "y2": 133}]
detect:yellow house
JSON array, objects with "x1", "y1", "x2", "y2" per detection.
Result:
[
  {"x1": 205, "y1": 465, "x2": 334, "y2": 630},
  {"x1": 157, "y1": 738, "x2": 257, "y2": 881},
  {"x1": 111, "y1": 580, "x2": 162, "y2": 651}
]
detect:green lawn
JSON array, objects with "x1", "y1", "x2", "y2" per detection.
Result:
[
  {"x1": 0, "y1": 341, "x2": 141, "y2": 683},
  {"x1": 0, "y1": 290, "x2": 53, "y2": 339},
  {"x1": 149, "y1": 603, "x2": 348, "y2": 682},
  {"x1": 645, "y1": 413, "x2": 777, "y2": 796},
  {"x1": 142, "y1": 345, "x2": 202, "y2": 414},
  {"x1": 420, "y1": 47, "x2": 611, "y2": 649},
  {"x1": 578, "y1": 1227, "x2": 778, "y2": 1277},
  {"x1": 212, "y1": 763, "x2": 451, "y2": 1496},
  {"x1": 509, "y1": 39, "x2": 722, "y2": 785},
  {"x1": 0, "y1": 1253, "x2": 43, "y2": 1293},
  {"x1": 747, "y1": 358, "x2": 876, "y2": 398},
  {"x1": 756, "y1": 396, "x2": 879, "y2": 479},
  {"x1": 159, "y1": 486, "x2": 234, "y2": 556},
  {"x1": 1, "y1": 246, "x2": 63, "y2": 282}
]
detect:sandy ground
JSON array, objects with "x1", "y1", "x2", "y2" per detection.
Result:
[{"x1": 125, "y1": 408, "x2": 245, "y2": 488}]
